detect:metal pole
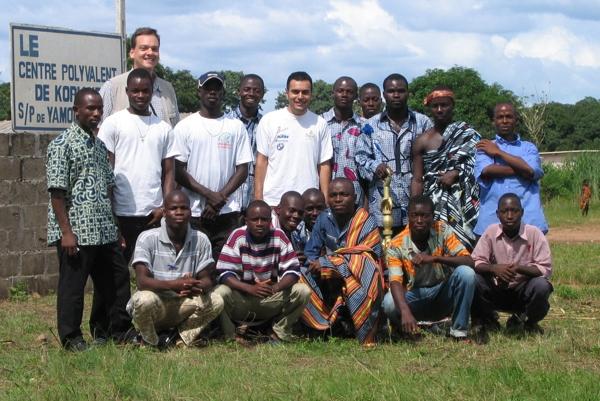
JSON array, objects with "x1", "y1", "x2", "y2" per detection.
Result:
[{"x1": 116, "y1": 0, "x2": 126, "y2": 73}]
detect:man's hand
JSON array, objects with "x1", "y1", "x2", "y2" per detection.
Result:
[
  {"x1": 201, "y1": 204, "x2": 218, "y2": 221},
  {"x1": 296, "y1": 251, "x2": 307, "y2": 266},
  {"x1": 206, "y1": 191, "x2": 227, "y2": 210},
  {"x1": 375, "y1": 163, "x2": 391, "y2": 179},
  {"x1": 476, "y1": 139, "x2": 501, "y2": 157},
  {"x1": 411, "y1": 253, "x2": 436, "y2": 266},
  {"x1": 118, "y1": 234, "x2": 127, "y2": 250},
  {"x1": 61, "y1": 231, "x2": 79, "y2": 256},
  {"x1": 308, "y1": 259, "x2": 322, "y2": 275},
  {"x1": 495, "y1": 263, "x2": 517, "y2": 284},
  {"x1": 147, "y1": 208, "x2": 163, "y2": 226},
  {"x1": 400, "y1": 308, "x2": 419, "y2": 335},
  {"x1": 174, "y1": 276, "x2": 203, "y2": 297},
  {"x1": 437, "y1": 170, "x2": 459, "y2": 189},
  {"x1": 246, "y1": 281, "x2": 274, "y2": 298}
]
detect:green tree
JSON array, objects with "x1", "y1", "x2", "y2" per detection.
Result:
[
  {"x1": 0, "y1": 82, "x2": 10, "y2": 120},
  {"x1": 408, "y1": 66, "x2": 521, "y2": 137},
  {"x1": 275, "y1": 79, "x2": 334, "y2": 114}
]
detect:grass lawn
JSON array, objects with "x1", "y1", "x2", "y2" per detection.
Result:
[{"x1": 1, "y1": 203, "x2": 600, "y2": 400}]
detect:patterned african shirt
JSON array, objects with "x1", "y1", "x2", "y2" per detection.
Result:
[
  {"x1": 387, "y1": 220, "x2": 470, "y2": 290},
  {"x1": 46, "y1": 123, "x2": 118, "y2": 246},
  {"x1": 356, "y1": 110, "x2": 432, "y2": 227},
  {"x1": 321, "y1": 108, "x2": 365, "y2": 204},
  {"x1": 226, "y1": 105, "x2": 262, "y2": 209}
]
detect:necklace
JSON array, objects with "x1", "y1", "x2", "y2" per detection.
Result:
[
  {"x1": 202, "y1": 115, "x2": 226, "y2": 137},
  {"x1": 135, "y1": 114, "x2": 151, "y2": 142}
]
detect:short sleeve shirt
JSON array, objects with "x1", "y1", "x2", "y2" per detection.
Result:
[
  {"x1": 132, "y1": 220, "x2": 214, "y2": 281},
  {"x1": 46, "y1": 123, "x2": 118, "y2": 246},
  {"x1": 387, "y1": 221, "x2": 470, "y2": 289}
]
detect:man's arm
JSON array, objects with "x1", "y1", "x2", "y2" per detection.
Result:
[
  {"x1": 410, "y1": 136, "x2": 425, "y2": 196},
  {"x1": 135, "y1": 263, "x2": 203, "y2": 296},
  {"x1": 476, "y1": 139, "x2": 534, "y2": 180},
  {"x1": 318, "y1": 160, "x2": 331, "y2": 198},
  {"x1": 254, "y1": 152, "x2": 268, "y2": 201},
  {"x1": 414, "y1": 254, "x2": 474, "y2": 268},
  {"x1": 221, "y1": 275, "x2": 274, "y2": 298},
  {"x1": 389, "y1": 281, "x2": 419, "y2": 334},
  {"x1": 161, "y1": 157, "x2": 175, "y2": 197},
  {"x1": 50, "y1": 189, "x2": 78, "y2": 256},
  {"x1": 175, "y1": 160, "x2": 227, "y2": 209},
  {"x1": 272, "y1": 274, "x2": 298, "y2": 293}
]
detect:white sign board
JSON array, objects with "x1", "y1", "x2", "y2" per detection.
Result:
[{"x1": 10, "y1": 23, "x2": 123, "y2": 132}]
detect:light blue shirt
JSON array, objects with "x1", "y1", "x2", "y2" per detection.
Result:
[{"x1": 474, "y1": 134, "x2": 548, "y2": 235}]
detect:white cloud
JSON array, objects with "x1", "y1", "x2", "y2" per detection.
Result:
[{"x1": 504, "y1": 26, "x2": 600, "y2": 67}]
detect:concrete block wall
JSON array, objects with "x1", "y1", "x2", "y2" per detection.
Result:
[{"x1": 0, "y1": 131, "x2": 59, "y2": 298}]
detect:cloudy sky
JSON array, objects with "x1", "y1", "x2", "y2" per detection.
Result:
[{"x1": 3, "y1": 0, "x2": 600, "y2": 110}]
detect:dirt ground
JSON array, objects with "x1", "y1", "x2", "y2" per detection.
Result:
[{"x1": 547, "y1": 224, "x2": 600, "y2": 243}]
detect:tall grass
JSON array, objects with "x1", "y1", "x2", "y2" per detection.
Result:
[{"x1": 542, "y1": 152, "x2": 600, "y2": 202}]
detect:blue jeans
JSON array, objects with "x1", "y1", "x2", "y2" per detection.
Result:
[{"x1": 383, "y1": 265, "x2": 475, "y2": 337}]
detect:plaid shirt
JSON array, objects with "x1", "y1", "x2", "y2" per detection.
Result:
[
  {"x1": 387, "y1": 221, "x2": 470, "y2": 290},
  {"x1": 226, "y1": 106, "x2": 262, "y2": 209},
  {"x1": 356, "y1": 110, "x2": 432, "y2": 227},
  {"x1": 321, "y1": 108, "x2": 365, "y2": 204}
]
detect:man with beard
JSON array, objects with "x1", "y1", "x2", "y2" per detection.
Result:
[
  {"x1": 356, "y1": 74, "x2": 432, "y2": 234},
  {"x1": 302, "y1": 178, "x2": 384, "y2": 345},
  {"x1": 47, "y1": 88, "x2": 131, "y2": 350}
]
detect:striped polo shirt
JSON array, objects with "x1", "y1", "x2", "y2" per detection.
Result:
[
  {"x1": 217, "y1": 226, "x2": 300, "y2": 284},
  {"x1": 132, "y1": 220, "x2": 214, "y2": 281}
]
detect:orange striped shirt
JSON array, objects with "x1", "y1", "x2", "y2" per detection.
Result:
[{"x1": 387, "y1": 221, "x2": 469, "y2": 290}]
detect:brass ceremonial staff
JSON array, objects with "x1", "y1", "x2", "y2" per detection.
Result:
[{"x1": 380, "y1": 167, "x2": 394, "y2": 252}]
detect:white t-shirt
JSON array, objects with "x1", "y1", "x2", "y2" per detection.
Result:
[
  {"x1": 98, "y1": 109, "x2": 178, "y2": 216},
  {"x1": 174, "y1": 113, "x2": 252, "y2": 217},
  {"x1": 256, "y1": 108, "x2": 332, "y2": 206}
]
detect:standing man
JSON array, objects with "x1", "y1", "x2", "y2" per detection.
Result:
[
  {"x1": 47, "y1": 88, "x2": 131, "y2": 351},
  {"x1": 321, "y1": 76, "x2": 368, "y2": 206},
  {"x1": 358, "y1": 83, "x2": 382, "y2": 120},
  {"x1": 100, "y1": 27, "x2": 179, "y2": 127},
  {"x1": 227, "y1": 74, "x2": 265, "y2": 209},
  {"x1": 471, "y1": 193, "x2": 553, "y2": 334},
  {"x1": 98, "y1": 68, "x2": 177, "y2": 263},
  {"x1": 383, "y1": 195, "x2": 475, "y2": 341},
  {"x1": 254, "y1": 71, "x2": 333, "y2": 206},
  {"x1": 174, "y1": 72, "x2": 252, "y2": 259},
  {"x1": 128, "y1": 190, "x2": 224, "y2": 348},
  {"x1": 411, "y1": 87, "x2": 480, "y2": 249},
  {"x1": 474, "y1": 102, "x2": 548, "y2": 235},
  {"x1": 356, "y1": 73, "x2": 432, "y2": 233}
]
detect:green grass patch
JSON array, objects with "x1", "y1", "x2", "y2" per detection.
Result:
[{"x1": 551, "y1": 243, "x2": 600, "y2": 285}]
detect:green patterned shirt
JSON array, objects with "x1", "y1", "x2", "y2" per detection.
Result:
[{"x1": 46, "y1": 123, "x2": 118, "y2": 246}]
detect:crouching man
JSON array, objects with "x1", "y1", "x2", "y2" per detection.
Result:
[
  {"x1": 471, "y1": 193, "x2": 552, "y2": 334},
  {"x1": 383, "y1": 195, "x2": 476, "y2": 341},
  {"x1": 214, "y1": 200, "x2": 310, "y2": 342},
  {"x1": 128, "y1": 190, "x2": 224, "y2": 347}
]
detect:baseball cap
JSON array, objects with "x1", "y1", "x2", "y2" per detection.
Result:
[{"x1": 198, "y1": 71, "x2": 225, "y2": 87}]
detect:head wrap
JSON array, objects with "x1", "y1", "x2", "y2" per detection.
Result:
[{"x1": 423, "y1": 89, "x2": 455, "y2": 106}]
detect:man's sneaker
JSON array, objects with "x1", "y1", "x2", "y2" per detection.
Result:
[
  {"x1": 157, "y1": 329, "x2": 179, "y2": 350},
  {"x1": 64, "y1": 337, "x2": 88, "y2": 352},
  {"x1": 506, "y1": 313, "x2": 525, "y2": 335},
  {"x1": 524, "y1": 322, "x2": 544, "y2": 335}
]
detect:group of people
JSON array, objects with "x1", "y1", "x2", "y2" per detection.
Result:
[{"x1": 46, "y1": 27, "x2": 553, "y2": 351}]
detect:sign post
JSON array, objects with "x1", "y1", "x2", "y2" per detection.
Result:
[{"x1": 10, "y1": 24, "x2": 123, "y2": 132}]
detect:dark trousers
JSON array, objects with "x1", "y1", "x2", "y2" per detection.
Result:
[
  {"x1": 117, "y1": 215, "x2": 160, "y2": 264},
  {"x1": 56, "y1": 242, "x2": 132, "y2": 345},
  {"x1": 191, "y1": 211, "x2": 241, "y2": 261},
  {"x1": 472, "y1": 273, "x2": 553, "y2": 324}
]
